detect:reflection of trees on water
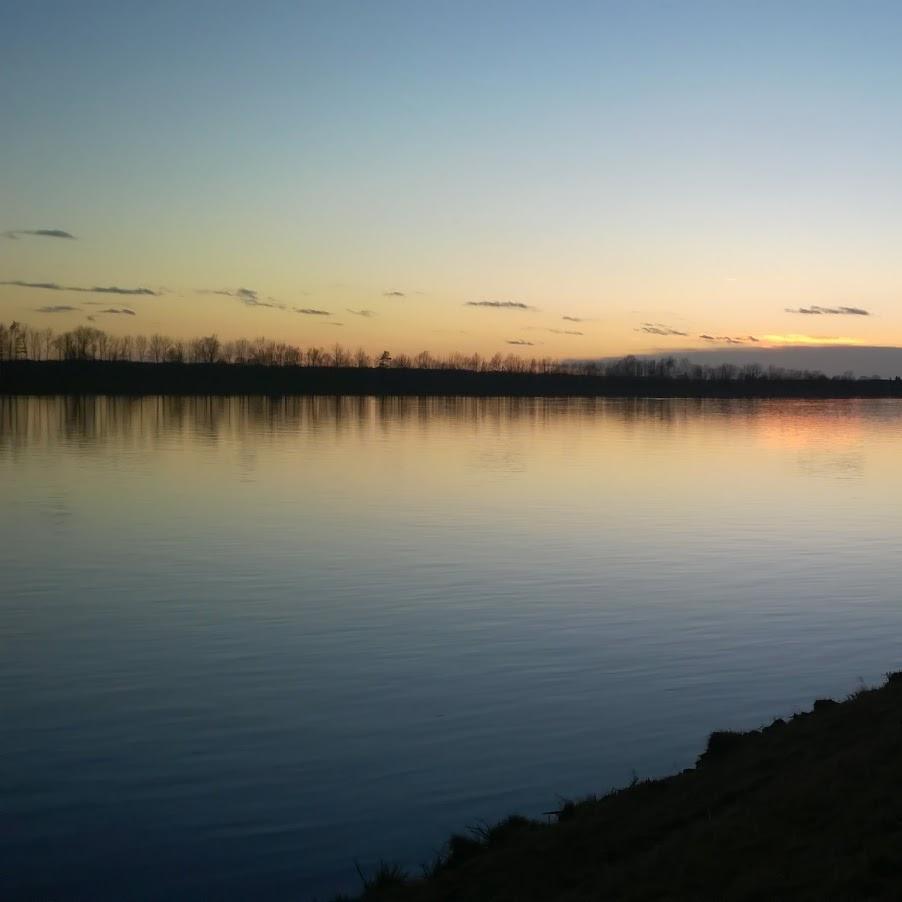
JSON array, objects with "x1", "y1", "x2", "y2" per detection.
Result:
[{"x1": 0, "y1": 396, "x2": 897, "y2": 460}]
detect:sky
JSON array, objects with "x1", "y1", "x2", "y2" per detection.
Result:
[{"x1": 3, "y1": 0, "x2": 902, "y2": 360}]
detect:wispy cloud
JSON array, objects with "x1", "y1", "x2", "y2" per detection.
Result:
[
  {"x1": 562, "y1": 315, "x2": 584, "y2": 322},
  {"x1": 785, "y1": 305, "x2": 870, "y2": 316},
  {"x1": 507, "y1": 338, "x2": 535, "y2": 346},
  {"x1": 200, "y1": 287, "x2": 283, "y2": 308},
  {"x1": 35, "y1": 305, "x2": 78, "y2": 313},
  {"x1": 4, "y1": 228, "x2": 76, "y2": 240},
  {"x1": 637, "y1": 322, "x2": 688, "y2": 336},
  {"x1": 698, "y1": 334, "x2": 759, "y2": 344},
  {"x1": 233, "y1": 287, "x2": 260, "y2": 304},
  {"x1": 383, "y1": 290, "x2": 405, "y2": 297},
  {"x1": 347, "y1": 308, "x2": 376, "y2": 317},
  {"x1": 81, "y1": 307, "x2": 139, "y2": 319},
  {"x1": 2, "y1": 279, "x2": 158, "y2": 296},
  {"x1": 466, "y1": 300, "x2": 534, "y2": 310},
  {"x1": 546, "y1": 328, "x2": 584, "y2": 336},
  {"x1": 88, "y1": 286, "x2": 155, "y2": 296},
  {"x1": 200, "y1": 288, "x2": 243, "y2": 298},
  {"x1": 295, "y1": 307, "x2": 331, "y2": 316},
  {"x1": 3, "y1": 281, "x2": 65, "y2": 291}
]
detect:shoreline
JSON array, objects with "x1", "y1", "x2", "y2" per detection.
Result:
[
  {"x1": 4, "y1": 361, "x2": 902, "y2": 398},
  {"x1": 340, "y1": 673, "x2": 902, "y2": 900}
]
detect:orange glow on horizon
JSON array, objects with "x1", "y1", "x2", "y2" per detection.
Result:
[{"x1": 760, "y1": 335, "x2": 865, "y2": 347}]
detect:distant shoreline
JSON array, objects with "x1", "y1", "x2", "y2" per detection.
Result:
[{"x1": 3, "y1": 360, "x2": 902, "y2": 398}]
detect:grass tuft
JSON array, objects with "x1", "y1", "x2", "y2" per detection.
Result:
[{"x1": 353, "y1": 860, "x2": 408, "y2": 897}]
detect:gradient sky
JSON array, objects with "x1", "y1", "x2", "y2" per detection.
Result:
[{"x1": 3, "y1": 0, "x2": 902, "y2": 358}]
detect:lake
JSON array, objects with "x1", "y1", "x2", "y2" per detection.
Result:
[{"x1": 3, "y1": 395, "x2": 902, "y2": 900}]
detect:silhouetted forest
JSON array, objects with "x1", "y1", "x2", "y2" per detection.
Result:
[{"x1": 3, "y1": 321, "x2": 902, "y2": 397}]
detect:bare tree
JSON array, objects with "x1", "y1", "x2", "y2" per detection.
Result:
[
  {"x1": 148, "y1": 334, "x2": 170, "y2": 362},
  {"x1": 332, "y1": 343, "x2": 351, "y2": 367},
  {"x1": 165, "y1": 340, "x2": 186, "y2": 363},
  {"x1": 117, "y1": 335, "x2": 135, "y2": 361},
  {"x1": 192, "y1": 335, "x2": 221, "y2": 363},
  {"x1": 233, "y1": 338, "x2": 251, "y2": 363}
]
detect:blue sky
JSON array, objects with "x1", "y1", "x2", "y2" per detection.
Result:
[{"x1": 3, "y1": 1, "x2": 902, "y2": 356}]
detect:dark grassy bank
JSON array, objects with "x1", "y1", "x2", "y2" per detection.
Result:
[
  {"x1": 4, "y1": 360, "x2": 902, "y2": 398},
  {"x1": 343, "y1": 673, "x2": 902, "y2": 901}
]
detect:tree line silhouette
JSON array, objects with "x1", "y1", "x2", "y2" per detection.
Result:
[
  {"x1": 0, "y1": 319, "x2": 854, "y2": 381},
  {"x1": 4, "y1": 319, "x2": 901, "y2": 397},
  {"x1": 0, "y1": 321, "x2": 560, "y2": 371}
]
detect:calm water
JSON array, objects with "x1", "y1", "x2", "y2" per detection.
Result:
[{"x1": 3, "y1": 395, "x2": 902, "y2": 899}]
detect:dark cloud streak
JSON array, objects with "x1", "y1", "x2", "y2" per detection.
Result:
[
  {"x1": 698, "y1": 334, "x2": 757, "y2": 344},
  {"x1": 637, "y1": 322, "x2": 688, "y2": 336},
  {"x1": 466, "y1": 300, "x2": 534, "y2": 310},
  {"x1": 89, "y1": 286, "x2": 157, "y2": 296},
  {"x1": 4, "y1": 229, "x2": 76, "y2": 240},
  {"x1": 199, "y1": 287, "x2": 287, "y2": 309},
  {"x1": 1, "y1": 280, "x2": 158, "y2": 296},
  {"x1": 786, "y1": 305, "x2": 870, "y2": 316}
]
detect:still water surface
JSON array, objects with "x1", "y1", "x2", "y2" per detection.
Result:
[{"x1": 3, "y1": 395, "x2": 902, "y2": 899}]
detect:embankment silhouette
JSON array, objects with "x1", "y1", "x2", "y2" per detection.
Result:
[{"x1": 340, "y1": 673, "x2": 902, "y2": 900}]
